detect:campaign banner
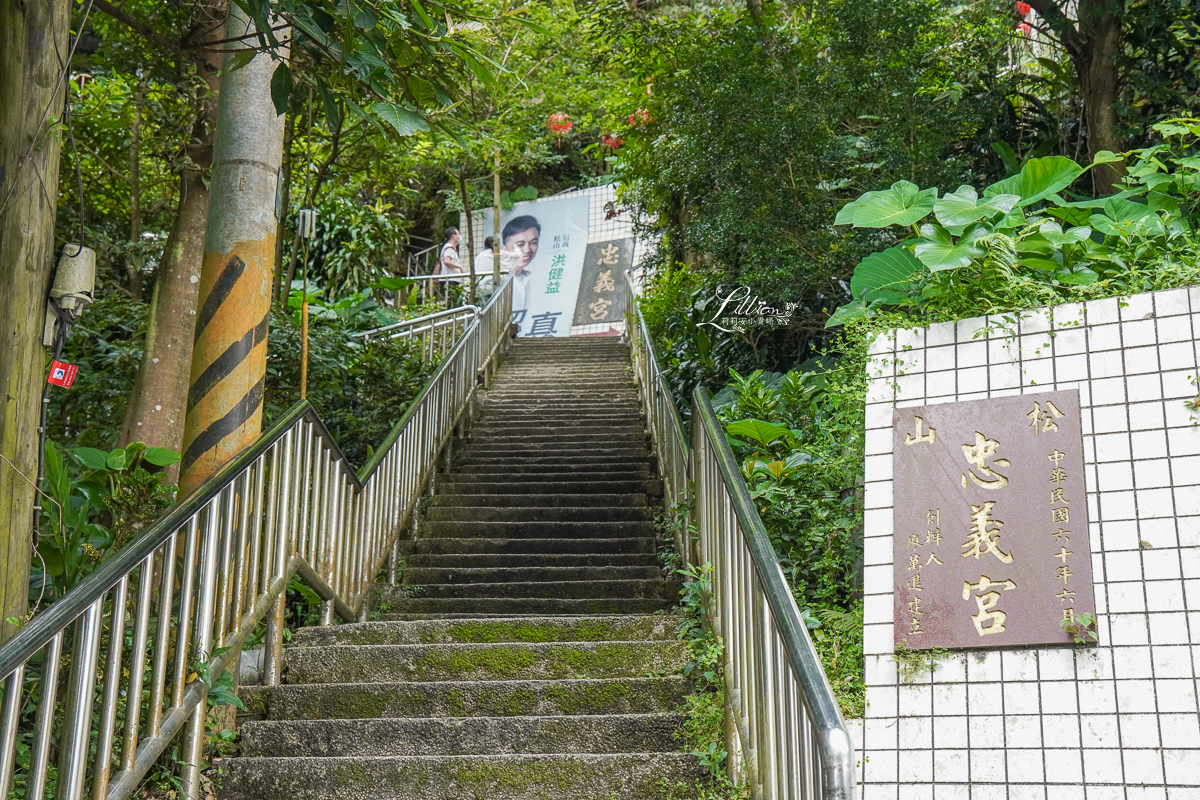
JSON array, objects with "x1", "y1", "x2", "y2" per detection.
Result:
[{"x1": 474, "y1": 195, "x2": 590, "y2": 337}]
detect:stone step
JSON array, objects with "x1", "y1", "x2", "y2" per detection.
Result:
[
  {"x1": 468, "y1": 421, "x2": 645, "y2": 435},
  {"x1": 284, "y1": 640, "x2": 687, "y2": 684},
  {"x1": 428, "y1": 493, "x2": 647, "y2": 509},
  {"x1": 420, "y1": 520, "x2": 656, "y2": 538},
  {"x1": 404, "y1": 565, "x2": 662, "y2": 585},
  {"x1": 465, "y1": 431, "x2": 647, "y2": 443},
  {"x1": 260, "y1": 676, "x2": 692, "y2": 720},
  {"x1": 424, "y1": 506, "x2": 653, "y2": 523},
  {"x1": 381, "y1": 597, "x2": 673, "y2": 616},
  {"x1": 291, "y1": 616, "x2": 679, "y2": 647},
  {"x1": 455, "y1": 446, "x2": 651, "y2": 461},
  {"x1": 408, "y1": 552, "x2": 659, "y2": 569},
  {"x1": 454, "y1": 457, "x2": 654, "y2": 472},
  {"x1": 409, "y1": 537, "x2": 656, "y2": 555},
  {"x1": 453, "y1": 462, "x2": 652, "y2": 476},
  {"x1": 220, "y1": 752, "x2": 705, "y2": 799},
  {"x1": 239, "y1": 713, "x2": 687, "y2": 758},
  {"x1": 398, "y1": 579, "x2": 679, "y2": 601},
  {"x1": 436, "y1": 479, "x2": 660, "y2": 495}
]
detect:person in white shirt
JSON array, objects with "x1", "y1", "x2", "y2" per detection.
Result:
[
  {"x1": 474, "y1": 237, "x2": 496, "y2": 277},
  {"x1": 435, "y1": 227, "x2": 464, "y2": 285}
]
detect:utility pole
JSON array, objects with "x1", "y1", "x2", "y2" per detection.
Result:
[
  {"x1": 493, "y1": 155, "x2": 501, "y2": 284},
  {"x1": 179, "y1": 7, "x2": 287, "y2": 496},
  {"x1": 0, "y1": 0, "x2": 72, "y2": 642}
]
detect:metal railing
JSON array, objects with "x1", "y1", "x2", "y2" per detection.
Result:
[
  {"x1": 623, "y1": 270, "x2": 855, "y2": 800},
  {"x1": 354, "y1": 305, "x2": 479, "y2": 361},
  {"x1": 622, "y1": 271, "x2": 689, "y2": 552},
  {"x1": 0, "y1": 277, "x2": 513, "y2": 800}
]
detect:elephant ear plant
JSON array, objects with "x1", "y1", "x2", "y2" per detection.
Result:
[{"x1": 828, "y1": 118, "x2": 1200, "y2": 326}]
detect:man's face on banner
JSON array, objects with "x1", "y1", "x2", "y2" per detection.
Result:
[{"x1": 506, "y1": 227, "x2": 539, "y2": 268}]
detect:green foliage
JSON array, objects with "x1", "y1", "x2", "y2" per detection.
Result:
[
  {"x1": 34, "y1": 441, "x2": 177, "y2": 601},
  {"x1": 47, "y1": 293, "x2": 148, "y2": 449},
  {"x1": 264, "y1": 310, "x2": 433, "y2": 465},
  {"x1": 1061, "y1": 611, "x2": 1100, "y2": 645},
  {"x1": 831, "y1": 121, "x2": 1200, "y2": 325},
  {"x1": 608, "y1": 0, "x2": 1015, "y2": 373},
  {"x1": 297, "y1": 194, "x2": 414, "y2": 296},
  {"x1": 672, "y1": 562, "x2": 748, "y2": 798},
  {"x1": 891, "y1": 642, "x2": 952, "y2": 682}
]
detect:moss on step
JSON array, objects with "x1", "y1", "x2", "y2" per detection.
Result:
[{"x1": 434, "y1": 618, "x2": 659, "y2": 645}]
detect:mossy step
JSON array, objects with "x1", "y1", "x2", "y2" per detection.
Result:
[
  {"x1": 408, "y1": 552, "x2": 659, "y2": 569},
  {"x1": 380, "y1": 597, "x2": 672, "y2": 616},
  {"x1": 409, "y1": 537, "x2": 655, "y2": 556},
  {"x1": 403, "y1": 566, "x2": 662, "y2": 585},
  {"x1": 266, "y1": 676, "x2": 691, "y2": 719},
  {"x1": 436, "y1": 479, "x2": 659, "y2": 496},
  {"x1": 239, "y1": 713, "x2": 686, "y2": 758},
  {"x1": 220, "y1": 752, "x2": 705, "y2": 800},
  {"x1": 428, "y1": 493, "x2": 647, "y2": 509},
  {"x1": 292, "y1": 616, "x2": 679, "y2": 647},
  {"x1": 424, "y1": 507, "x2": 653, "y2": 523},
  {"x1": 393, "y1": 578, "x2": 679, "y2": 601},
  {"x1": 420, "y1": 520, "x2": 656, "y2": 539},
  {"x1": 284, "y1": 640, "x2": 687, "y2": 684}
]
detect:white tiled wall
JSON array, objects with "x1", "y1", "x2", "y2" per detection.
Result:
[{"x1": 856, "y1": 286, "x2": 1200, "y2": 799}]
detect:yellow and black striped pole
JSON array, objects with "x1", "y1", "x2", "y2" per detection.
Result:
[{"x1": 178, "y1": 7, "x2": 287, "y2": 496}]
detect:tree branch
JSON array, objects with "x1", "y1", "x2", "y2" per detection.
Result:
[
  {"x1": 91, "y1": 0, "x2": 196, "y2": 61},
  {"x1": 1024, "y1": 0, "x2": 1088, "y2": 61}
]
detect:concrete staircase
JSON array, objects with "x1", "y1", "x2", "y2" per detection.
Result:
[{"x1": 223, "y1": 337, "x2": 704, "y2": 799}]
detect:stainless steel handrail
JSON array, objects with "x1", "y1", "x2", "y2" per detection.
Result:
[
  {"x1": 622, "y1": 269, "x2": 855, "y2": 800},
  {"x1": 622, "y1": 271, "x2": 690, "y2": 553},
  {"x1": 354, "y1": 305, "x2": 480, "y2": 362},
  {"x1": 0, "y1": 277, "x2": 513, "y2": 800}
]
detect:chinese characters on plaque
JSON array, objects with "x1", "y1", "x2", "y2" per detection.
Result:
[
  {"x1": 893, "y1": 390, "x2": 1095, "y2": 649},
  {"x1": 573, "y1": 239, "x2": 633, "y2": 327}
]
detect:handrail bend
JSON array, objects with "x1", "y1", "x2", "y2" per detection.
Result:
[
  {"x1": 0, "y1": 276, "x2": 513, "y2": 800},
  {"x1": 623, "y1": 269, "x2": 855, "y2": 800}
]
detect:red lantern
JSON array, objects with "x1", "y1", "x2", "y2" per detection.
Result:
[
  {"x1": 548, "y1": 112, "x2": 572, "y2": 147},
  {"x1": 602, "y1": 133, "x2": 623, "y2": 150},
  {"x1": 1015, "y1": 1, "x2": 1030, "y2": 14},
  {"x1": 1017, "y1": 20, "x2": 1032, "y2": 35}
]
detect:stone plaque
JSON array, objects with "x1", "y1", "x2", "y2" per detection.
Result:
[
  {"x1": 572, "y1": 239, "x2": 633, "y2": 326},
  {"x1": 893, "y1": 390, "x2": 1095, "y2": 649}
]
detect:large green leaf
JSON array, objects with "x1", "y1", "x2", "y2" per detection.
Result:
[
  {"x1": 144, "y1": 447, "x2": 181, "y2": 467},
  {"x1": 850, "y1": 246, "x2": 923, "y2": 300},
  {"x1": 370, "y1": 102, "x2": 429, "y2": 137},
  {"x1": 933, "y1": 185, "x2": 1020, "y2": 228},
  {"x1": 725, "y1": 419, "x2": 794, "y2": 448},
  {"x1": 984, "y1": 156, "x2": 1083, "y2": 207},
  {"x1": 836, "y1": 180, "x2": 936, "y2": 228},
  {"x1": 913, "y1": 223, "x2": 988, "y2": 272},
  {"x1": 74, "y1": 447, "x2": 109, "y2": 471},
  {"x1": 1036, "y1": 220, "x2": 1092, "y2": 247}
]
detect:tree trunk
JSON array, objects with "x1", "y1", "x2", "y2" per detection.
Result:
[
  {"x1": 1028, "y1": 0, "x2": 1125, "y2": 194},
  {"x1": 1077, "y1": 0, "x2": 1124, "y2": 193},
  {"x1": 274, "y1": 107, "x2": 295, "y2": 305},
  {"x1": 125, "y1": 75, "x2": 148, "y2": 301},
  {"x1": 118, "y1": 12, "x2": 224, "y2": 483},
  {"x1": 0, "y1": 0, "x2": 72, "y2": 640},
  {"x1": 179, "y1": 7, "x2": 288, "y2": 495},
  {"x1": 458, "y1": 167, "x2": 476, "y2": 305}
]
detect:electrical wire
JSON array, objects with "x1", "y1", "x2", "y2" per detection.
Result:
[
  {"x1": 0, "y1": 0, "x2": 94, "y2": 219},
  {"x1": 32, "y1": 310, "x2": 74, "y2": 548}
]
